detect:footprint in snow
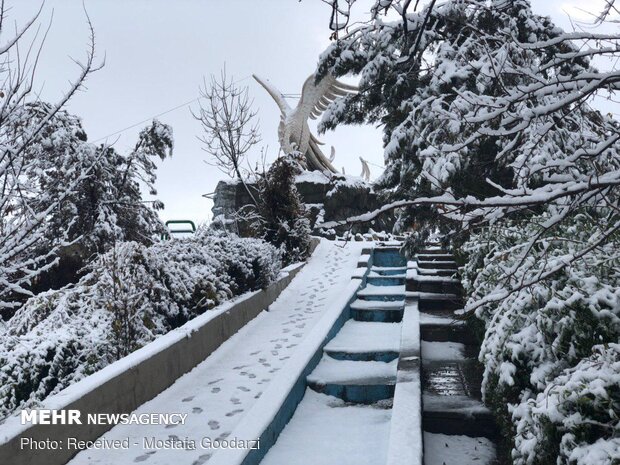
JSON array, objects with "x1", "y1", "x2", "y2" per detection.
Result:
[
  {"x1": 182, "y1": 396, "x2": 195, "y2": 402},
  {"x1": 208, "y1": 420, "x2": 220, "y2": 430},
  {"x1": 208, "y1": 378, "x2": 223, "y2": 385},
  {"x1": 225, "y1": 409, "x2": 244, "y2": 417},
  {"x1": 230, "y1": 397, "x2": 241, "y2": 405},
  {"x1": 134, "y1": 451, "x2": 157, "y2": 462},
  {"x1": 192, "y1": 407, "x2": 203, "y2": 414},
  {"x1": 237, "y1": 386, "x2": 250, "y2": 392},
  {"x1": 211, "y1": 387, "x2": 221, "y2": 393},
  {"x1": 192, "y1": 454, "x2": 212, "y2": 465}
]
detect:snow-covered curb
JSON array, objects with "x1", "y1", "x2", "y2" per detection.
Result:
[
  {"x1": 386, "y1": 299, "x2": 423, "y2": 465},
  {"x1": 0, "y1": 257, "x2": 310, "y2": 465}
]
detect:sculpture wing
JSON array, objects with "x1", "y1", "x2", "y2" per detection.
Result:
[
  {"x1": 297, "y1": 73, "x2": 358, "y2": 121},
  {"x1": 253, "y1": 74, "x2": 292, "y2": 115}
]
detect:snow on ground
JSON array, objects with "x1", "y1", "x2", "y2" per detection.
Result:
[
  {"x1": 423, "y1": 432, "x2": 496, "y2": 465},
  {"x1": 325, "y1": 321, "x2": 401, "y2": 353},
  {"x1": 421, "y1": 341, "x2": 466, "y2": 361},
  {"x1": 261, "y1": 390, "x2": 392, "y2": 465},
  {"x1": 67, "y1": 240, "x2": 365, "y2": 465}
]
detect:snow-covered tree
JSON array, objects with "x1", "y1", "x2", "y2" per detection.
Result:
[
  {"x1": 2, "y1": 103, "x2": 173, "y2": 314},
  {"x1": 255, "y1": 153, "x2": 312, "y2": 265},
  {"x1": 316, "y1": 1, "x2": 620, "y2": 462},
  {"x1": 0, "y1": 5, "x2": 100, "y2": 316}
]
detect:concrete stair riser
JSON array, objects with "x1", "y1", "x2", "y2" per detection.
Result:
[
  {"x1": 407, "y1": 279, "x2": 462, "y2": 294},
  {"x1": 324, "y1": 350, "x2": 399, "y2": 363},
  {"x1": 307, "y1": 382, "x2": 395, "y2": 404},
  {"x1": 422, "y1": 411, "x2": 498, "y2": 439}
]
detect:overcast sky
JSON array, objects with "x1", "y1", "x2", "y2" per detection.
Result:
[{"x1": 8, "y1": 0, "x2": 613, "y2": 225}]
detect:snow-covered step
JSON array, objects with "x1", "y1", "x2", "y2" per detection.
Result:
[
  {"x1": 357, "y1": 284, "x2": 406, "y2": 301},
  {"x1": 417, "y1": 253, "x2": 454, "y2": 261},
  {"x1": 417, "y1": 260, "x2": 458, "y2": 270},
  {"x1": 420, "y1": 312, "x2": 464, "y2": 326},
  {"x1": 422, "y1": 394, "x2": 496, "y2": 439},
  {"x1": 413, "y1": 266, "x2": 458, "y2": 277},
  {"x1": 350, "y1": 299, "x2": 405, "y2": 322},
  {"x1": 421, "y1": 341, "x2": 467, "y2": 361},
  {"x1": 423, "y1": 432, "x2": 496, "y2": 465},
  {"x1": 357, "y1": 253, "x2": 371, "y2": 268},
  {"x1": 324, "y1": 321, "x2": 401, "y2": 361},
  {"x1": 407, "y1": 273, "x2": 461, "y2": 294},
  {"x1": 307, "y1": 357, "x2": 397, "y2": 403},
  {"x1": 419, "y1": 247, "x2": 448, "y2": 255},
  {"x1": 371, "y1": 266, "x2": 408, "y2": 275},
  {"x1": 419, "y1": 310, "x2": 476, "y2": 345},
  {"x1": 261, "y1": 390, "x2": 392, "y2": 465}
]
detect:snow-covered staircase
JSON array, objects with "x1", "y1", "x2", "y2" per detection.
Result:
[
  {"x1": 412, "y1": 246, "x2": 499, "y2": 464},
  {"x1": 307, "y1": 247, "x2": 405, "y2": 405},
  {"x1": 258, "y1": 243, "x2": 500, "y2": 465},
  {"x1": 260, "y1": 245, "x2": 407, "y2": 465}
]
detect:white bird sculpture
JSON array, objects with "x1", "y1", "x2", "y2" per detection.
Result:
[
  {"x1": 360, "y1": 156, "x2": 371, "y2": 181},
  {"x1": 253, "y1": 72, "x2": 357, "y2": 173}
]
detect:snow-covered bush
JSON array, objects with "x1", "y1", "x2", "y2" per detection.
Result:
[
  {"x1": 512, "y1": 344, "x2": 620, "y2": 464},
  {"x1": 255, "y1": 154, "x2": 312, "y2": 265},
  {"x1": 0, "y1": 231, "x2": 281, "y2": 421},
  {"x1": 460, "y1": 212, "x2": 620, "y2": 462}
]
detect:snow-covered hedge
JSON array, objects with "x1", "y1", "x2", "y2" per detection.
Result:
[
  {"x1": 0, "y1": 231, "x2": 281, "y2": 421},
  {"x1": 512, "y1": 344, "x2": 620, "y2": 464},
  {"x1": 461, "y1": 214, "x2": 620, "y2": 464}
]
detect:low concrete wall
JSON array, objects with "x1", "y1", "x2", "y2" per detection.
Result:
[{"x1": 0, "y1": 241, "x2": 319, "y2": 465}]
